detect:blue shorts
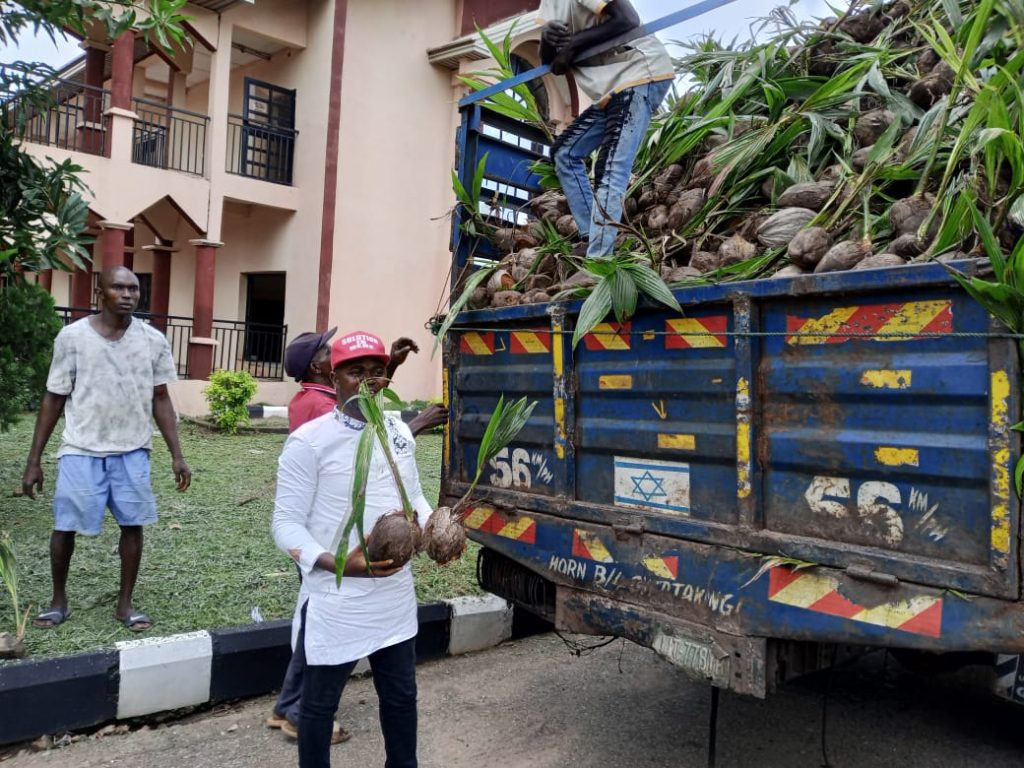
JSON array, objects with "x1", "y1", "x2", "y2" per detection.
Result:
[{"x1": 53, "y1": 450, "x2": 158, "y2": 535}]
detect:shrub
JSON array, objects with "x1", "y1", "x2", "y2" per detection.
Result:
[
  {"x1": 0, "y1": 282, "x2": 63, "y2": 431},
  {"x1": 203, "y1": 369, "x2": 258, "y2": 434}
]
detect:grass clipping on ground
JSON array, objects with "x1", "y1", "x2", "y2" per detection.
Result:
[{"x1": 0, "y1": 418, "x2": 480, "y2": 659}]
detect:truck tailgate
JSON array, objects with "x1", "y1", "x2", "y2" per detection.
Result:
[{"x1": 444, "y1": 265, "x2": 1021, "y2": 599}]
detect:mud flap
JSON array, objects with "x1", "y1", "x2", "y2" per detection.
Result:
[{"x1": 995, "y1": 654, "x2": 1024, "y2": 704}]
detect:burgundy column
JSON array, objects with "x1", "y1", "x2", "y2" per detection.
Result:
[
  {"x1": 99, "y1": 221, "x2": 132, "y2": 270},
  {"x1": 124, "y1": 227, "x2": 134, "y2": 272},
  {"x1": 37, "y1": 270, "x2": 53, "y2": 292},
  {"x1": 70, "y1": 242, "x2": 96, "y2": 319},
  {"x1": 143, "y1": 243, "x2": 175, "y2": 332},
  {"x1": 187, "y1": 239, "x2": 222, "y2": 380},
  {"x1": 78, "y1": 44, "x2": 107, "y2": 154},
  {"x1": 110, "y1": 31, "x2": 135, "y2": 111}
]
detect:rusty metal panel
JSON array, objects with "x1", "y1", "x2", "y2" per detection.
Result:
[
  {"x1": 758, "y1": 287, "x2": 1020, "y2": 597},
  {"x1": 556, "y1": 588, "x2": 768, "y2": 697}
]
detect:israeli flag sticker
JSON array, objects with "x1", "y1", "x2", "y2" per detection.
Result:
[{"x1": 614, "y1": 456, "x2": 691, "y2": 516}]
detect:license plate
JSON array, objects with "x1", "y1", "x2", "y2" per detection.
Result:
[{"x1": 652, "y1": 630, "x2": 731, "y2": 686}]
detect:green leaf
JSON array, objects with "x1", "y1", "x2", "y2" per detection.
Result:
[
  {"x1": 572, "y1": 278, "x2": 613, "y2": 348},
  {"x1": 609, "y1": 268, "x2": 638, "y2": 323},
  {"x1": 432, "y1": 266, "x2": 496, "y2": 357},
  {"x1": 1016, "y1": 456, "x2": 1024, "y2": 498},
  {"x1": 625, "y1": 263, "x2": 683, "y2": 313}
]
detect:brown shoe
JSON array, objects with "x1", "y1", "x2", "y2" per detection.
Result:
[
  {"x1": 281, "y1": 720, "x2": 351, "y2": 745},
  {"x1": 265, "y1": 712, "x2": 288, "y2": 729}
]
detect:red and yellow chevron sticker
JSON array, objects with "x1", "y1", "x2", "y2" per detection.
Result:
[
  {"x1": 665, "y1": 316, "x2": 728, "y2": 349},
  {"x1": 459, "y1": 331, "x2": 496, "y2": 356},
  {"x1": 510, "y1": 328, "x2": 552, "y2": 355},
  {"x1": 768, "y1": 567, "x2": 943, "y2": 637},
  {"x1": 643, "y1": 555, "x2": 680, "y2": 580},
  {"x1": 572, "y1": 529, "x2": 614, "y2": 562},
  {"x1": 583, "y1": 322, "x2": 632, "y2": 352},
  {"x1": 786, "y1": 300, "x2": 952, "y2": 346},
  {"x1": 463, "y1": 505, "x2": 536, "y2": 544}
]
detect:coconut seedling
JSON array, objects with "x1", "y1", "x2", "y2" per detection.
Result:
[
  {"x1": 423, "y1": 395, "x2": 538, "y2": 565},
  {"x1": 333, "y1": 382, "x2": 422, "y2": 585},
  {"x1": 0, "y1": 534, "x2": 29, "y2": 659}
]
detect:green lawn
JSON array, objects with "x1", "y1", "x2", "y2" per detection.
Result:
[{"x1": 0, "y1": 416, "x2": 480, "y2": 658}]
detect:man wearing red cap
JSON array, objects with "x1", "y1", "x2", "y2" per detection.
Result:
[
  {"x1": 272, "y1": 330, "x2": 434, "y2": 768},
  {"x1": 269, "y1": 330, "x2": 446, "y2": 746}
]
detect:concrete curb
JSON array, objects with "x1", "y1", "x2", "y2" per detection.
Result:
[{"x1": 0, "y1": 598, "x2": 546, "y2": 746}]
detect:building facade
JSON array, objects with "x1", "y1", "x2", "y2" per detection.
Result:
[{"x1": 15, "y1": 0, "x2": 575, "y2": 411}]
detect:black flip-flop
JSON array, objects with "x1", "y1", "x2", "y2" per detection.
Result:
[
  {"x1": 119, "y1": 612, "x2": 154, "y2": 633},
  {"x1": 33, "y1": 607, "x2": 71, "y2": 629}
]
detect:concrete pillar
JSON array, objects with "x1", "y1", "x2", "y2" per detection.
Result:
[
  {"x1": 110, "y1": 31, "x2": 135, "y2": 110},
  {"x1": 70, "y1": 243, "x2": 96, "y2": 318},
  {"x1": 187, "y1": 239, "x2": 223, "y2": 380},
  {"x1": 78, "y1": 43, "x2": 108, "y2": 154},
  {"x1": 204, "y1": 23, "x2": 233, "y2": 237},
  {"x1": 142, "y1": 243, "x2": 177, "y2": 331},
  {"x1": 105, "y1": 30, "x2": 138, "y2": 163},
  {"x1": 99, "y1": 220, "x2": 133, "y2": 270}
]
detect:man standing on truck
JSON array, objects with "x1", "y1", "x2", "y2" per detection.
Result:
[
  {"x1": 540, "y1": 0, "x2": 674, "y2": 259},
  {"x1": 21, "y1": 266, "x2": 191, "y2": 633},
  {"x1": 272, "y1": 330, "x2": 435, "y2": 768},
  {"x1": 267, "y1": 328, "x2": 447, "y2": 746}
]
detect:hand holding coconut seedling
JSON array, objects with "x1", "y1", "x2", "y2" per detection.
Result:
[{"x1": 423, "y1": 395, "x2": 538, "y2": 566}]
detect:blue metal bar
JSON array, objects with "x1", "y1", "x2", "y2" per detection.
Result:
[{"x1": 458, "y1": 0, "x2": 741, "y2": 107}]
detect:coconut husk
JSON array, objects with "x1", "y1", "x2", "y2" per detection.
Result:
[
  {"x1": 788, "y1": 227, "x2": 833, "y2": 270},
  {"x1": 690, "y1": 152, "x2": 718, "y2": 186},
  {"x1": 808, "y1": 39, "x2": 838, "y2": 77},
  {"x1": 422, "y1": 506, "x2": 467, "y2": 565},
  {"x1": 690, "y1": 250, "x2": 720, "y2": 273},
  {"x1": 490, "y1": 228, "x2": 516, "y2": 253},
  {"x1": 526, "y1": 273, "x2": 554, "y2": 291},
  {"x1": 513, "y1": 231, "x2": 540, "y2": 251},
  {"x1": 719, "y1": 235, "x2": 758, "y2": 266},
  {"x1": 757, "y1": 207, "x2": 816, "y2": 248},
  {"x1": 637, "y1": 186, "x2": 658, "y2": 210},
  {"x1": 509, "y1": 264, "x2": 530, "y2": 283},
  {"x1": 486, "y1": 269, "x2": 515, "y2": 296},
  {"x1": 890, "y1": 194, "x2": 936, "y2": 235},
  {"x1": 909, "y1": 61, "x2": 955, "y2": 108},
  {"x1": 854, "y1": 109, "x2": 898, "y2": 146},
  {"x1": 491, "y1": 290, "x2": 522, "y2": 308},
  {"x1": 664, "y1": 266, "x2": 702, "y2": 283},
  {"x1": 703, "y1": 133, "x2": 727, "y2": 151},
  {"x1": 838, "y1": 11, "x2": 885, "y2": 43},
  {"x1": 815, "y1": 241, "x2": 871, "y2": 273},
  {"x1": 467, "y1": 286, "x2": 489, "y2": 310},
  {"x1": 667, "y1": 189, "x2": 706, "y2": 231},
  {"x1": 624, "y1": 196, "x2": 639, "y2": 219},
  {"x1": 646, "y1": 205, "x2": 670, "y2": 233},
  {"x1": 512, "y1": 248, "x2": 539, "y2": 270},
  {"x1": 916, "y1": 48, "x2": 940, "y2": 75},
  {"x1": 851, "y1": 146, "x2": 872, "y2": 172},
  {"x1": 367, "y1": 511, "x2": 421, "y2": 569},
  {"x1": 777, "y1": 181, "x2": 836, "y2": 211},
  {"x1": 654, "y1": 163, "x2": 685, "y2": 190},
  {"x1": 853, "y1": 254, "x2": 907, "y2": 270},
  {"x1": 522, "y1": 289, "x2": 551, "y2": 304},
  {"x1": 894, "y1": 127, "x2": 918, "y2": 164},
  {"x1": 885, "y1": 1, "x2": 911, "y2": 21},
  {"x1": 890, "y1": 233, "x2": 928, "y2": 257},
  {"x1": 817, "y1": 164, "x2": 844, "y2": 182},
  {"x1": 556, "y1": 214, "x2": 579, "y2": 238},
  {"x1": 559, "y1": 269, "x2": 598, "y2": 291},
  {"x1": 772, "y1": 264, "x2": 808, "y2": 278}
]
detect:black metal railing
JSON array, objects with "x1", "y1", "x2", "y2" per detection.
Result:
[
  {"x1": 226, "y1": 113, "x2": 296, "y2": 185},
  {"x1": 131, "y1": 97, "x2": 208, "y2": 176},
  {"x1": 3, "y1": 76, "x2": 110, "y2": 156},
  {"x1": 54, "y1": 308, "x2": 287, "y2": 381}
]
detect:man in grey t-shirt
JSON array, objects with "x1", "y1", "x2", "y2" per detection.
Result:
[{"x1": 22, "y1": 266, "x2": 191, "y2": 632}]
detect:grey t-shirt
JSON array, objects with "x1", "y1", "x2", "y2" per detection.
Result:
[{"x1": 46, "y1": 317, "x2": 178, "y2": 457}]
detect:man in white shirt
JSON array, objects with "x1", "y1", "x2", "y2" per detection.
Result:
[
  {"x1": 539, "y1": 0, "x2": 674, "y2": 258},
  {"x1": 272, "y1": 330, "x2": 433, "y2": 768}
]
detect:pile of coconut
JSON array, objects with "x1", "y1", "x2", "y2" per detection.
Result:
[{"x1": 463, "y1": 0, "x2": 1020, "y2": 310}]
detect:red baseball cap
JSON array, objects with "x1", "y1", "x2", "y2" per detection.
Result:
[{"x1": 330, "y1": 330, "x2": 389, "y2": 369}]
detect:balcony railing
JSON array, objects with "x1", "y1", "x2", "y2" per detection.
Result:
[
  {"x1": 132, "y1": 97, "x2": 208, "y2": 176},
  {"x1": 226, "y1": 113, "x2": 296, "y2": 185},
  {"x1": 55, "y1": 308, "x2": 287, "y2": 380},
  {"x1": 3, "y1": 76, "x2": 110, "y2": 156}
]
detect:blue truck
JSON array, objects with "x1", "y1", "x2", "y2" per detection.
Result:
[{"x1": 440, "y1": 99, "x2": 1024, "y2": 703}]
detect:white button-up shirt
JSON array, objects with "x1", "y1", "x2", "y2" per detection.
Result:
[{"x1": 272, "y1": 409, "x2": 433, "y2": 666}]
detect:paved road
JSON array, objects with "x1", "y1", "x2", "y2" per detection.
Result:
[{"x1": 4, "y1": 633, "x2": 1023, "y2": 767}]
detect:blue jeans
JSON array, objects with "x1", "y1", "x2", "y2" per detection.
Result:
[
  {"x1": 552, "y1": 79, "x2": 672, "y2": 259},
  {"x1": 274, "y1": 566, "x2": 304, "y2": 724},
  {"x1": 297, "y1": 604, "x2": 418, "y2": 768}
]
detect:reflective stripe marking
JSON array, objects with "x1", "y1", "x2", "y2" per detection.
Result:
[
  {"x1": 657, "y1": 433, "x2": 696, "y2": 450},
  {"x1": 599, "y1": 375, "x2": 634, "y2": 390},
  {"x1": 861, "y1": 369, "x2": 912, "y2": 389},
  {"x1": 991, "y1": 371, "x2": 1012, "y2": 561}
]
